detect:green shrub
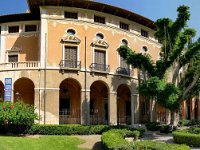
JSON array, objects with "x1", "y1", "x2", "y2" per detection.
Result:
[
  {"x1": 159, "y1": 124, "x2": 173, "y2": 133},
  {"x1": 0, "y1": 101, "x2": 38, "y2": 134},
  {"x1": 145, "y1": 122, "x2": 161, "y2": 131},
  {"x1": 187, "y1": 127, "x2": 200, "y2": 134},
  {"x1": 188, "y1": 120, "x2": 200, "y2": 126},
  {"x1": 132, "y1": 140, "x2": 190, "y2": 150},
  {"x1": 101, "y1": 129, "x2": 138, "y2": 150},
  {"x1": 28, "y1": 124, "x2": 144, "y2": 136},
  {"x1": 173, "y1": 131, "x2": 200, "y2": 147},
  {"x1": 178, "y1": 119, "x2": 190, "y2": 127}
]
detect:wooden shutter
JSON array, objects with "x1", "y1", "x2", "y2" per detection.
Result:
[
  {"x1": 120, "y1": 56, "x2": 128, "y2": 69},
  {"x1": 64, "y1": 46, "x2": 77, "y2": 68},
  {"x1": 95, "y1": 50, "x2": 105, "y2": 64}
]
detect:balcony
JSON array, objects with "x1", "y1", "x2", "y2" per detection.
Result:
[
  {"x1": 116, "y1": 67, "x2": 131, "y2": 76},
  {"x1": 59, "y1": 60, "x2": 81, "y2": 70},
  {"x1": 90, "y1": 63, "x2": 110, "y2": 73},
  {"x1": 0, "y1": 61, "x2": 39, "y2": 71}
]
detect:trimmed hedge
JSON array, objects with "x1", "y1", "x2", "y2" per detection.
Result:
[
  {"x1": 145, "y1": 122, "x2": 161, "y2": 131},
  {"x1": 173, "y1": 131, "x2": 200, "y2": 147},
  {"x1": 27, "y1": 124, "x2": 144, "y2": 136},
  {"x1": 133, "y1": 140, "x2": 190, "y2": 150},
  {"x1": 101, "y1": 129, "x2": 140, "y2": 150}
]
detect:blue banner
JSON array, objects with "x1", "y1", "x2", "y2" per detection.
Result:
[{"x1": 4, "y1": 78, "x2": 12, "y2": 101}]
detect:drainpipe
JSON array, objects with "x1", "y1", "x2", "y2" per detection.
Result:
[
  {"x1": 84, "y1": 36, "x2": 87, "y2": 125},
  {"x1": 44, "y1": 33, "x2": 47, "y2": 124}
]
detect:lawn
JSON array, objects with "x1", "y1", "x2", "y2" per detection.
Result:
[{"x1": 0, "y1": 136, "x2": 89, "y2": 150}]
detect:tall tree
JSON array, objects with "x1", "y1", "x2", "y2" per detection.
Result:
[{"x1": 118, "y1": 5, "x2": 200, "y2": 125}]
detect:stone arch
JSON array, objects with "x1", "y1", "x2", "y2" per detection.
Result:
[
  {"x1": 90, "y1": 80, "x2": 109, "y2": 125},
  {"x1": 117, "y1": 84, "x2": 131, "y2": 125},
  {"x1": 0, "y1": 81, "x2": 4, "y2": 102},
  {"x1": 14, "y1": 77, "x2": 34, "y2": 105},
  {"x1": 59, "y1": 78, "x2": 81, "y2": 124}
]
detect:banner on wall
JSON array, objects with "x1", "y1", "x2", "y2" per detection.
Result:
[{"x1": 4, "y1": 78, "x2": 12, "y2": 101}]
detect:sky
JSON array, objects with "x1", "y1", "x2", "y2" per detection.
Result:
[{"x1": 0, "y1": 0, "x2": 199, "y2": 40}]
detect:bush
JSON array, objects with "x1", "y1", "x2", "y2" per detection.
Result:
[
  {"x1": 101, "y1": 129, "x2": 140, "y2": 150},
  {"x1": 132, "y1": 140, "x2": 190, "y2": 150},
  {"x1": 0, "y1": 101, "x2": 38, "y2": 134},
  {"x1": 178, "y1": 119, "x2": 190, "y2": 127},
  {"x1": 188, "y1": 120, "x2": 200, "y2": 126},
  {"x1": 187, "y1": 127, "x2": 200, "y2": 134},
  {"x1": 145, "y1": 122, "x2": 161, "y2": 131},
  {"x1": 159, "y1": 124, "x2": 173, "y2": 133},
  {"x1": 28, "y1": 124, "x2": 144, "y2": 136},
  {"x1": 173, "y1": 131, "x2": 200, "y2": 147}
]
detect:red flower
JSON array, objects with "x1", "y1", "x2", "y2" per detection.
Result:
[
  {"x1": 3, "y1": 106, "x2": 6, "y2": 109},
  {"x1": 10, "y1": 105, "x2": 14, "y2": 109}
]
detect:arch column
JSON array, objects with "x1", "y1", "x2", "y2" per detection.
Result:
[
  {"x1": 81, "y1": 89, "x2": 90, "y2": 125},
  {"x1": 132, "y1": 94, "x2": 139, "y2": 124},
  {"x1": 109, "y1": 92, "x2": 117, "y2": 125},
  {"x1": 34, "y1": 88, "x2": 41, "y2": 124},
  {"x1": 41, "y1": 88, "x2": 59, "y2": 124},
  {"x1": 198, "y1": 98, "x2": 200, "y2": 120}
]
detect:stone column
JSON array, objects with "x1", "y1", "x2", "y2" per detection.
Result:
[
  {"x1": 131, "y1": 94, "x2": 136, "y2": 125},
  {"x1": 109, "y1": 92, "x2": 117, "y2": 125},
  {"x1": 34, "y1": 88, "x2": 41, "y2": 124},
  {"x1": 191, "y1": 98, "x2": 195, "y2": 120},
  {"x1": 150, "y1": 99, "x2": 156, "y2": 122},
  {"x1": 181, "y1": 101, "x2": 186, "y2": 120},
  {"x1": 165, "y1": 110, "x2": 171, "y2": 124},
  {"x1": 133, "y1": 94, "x2": 140, "y2": 124},
  {"x1": 198, "y1": 98, "x2": 200, "y2": 120},
  {"x1": 81, "y1": 89, "x2": 90, "y2": 125}
]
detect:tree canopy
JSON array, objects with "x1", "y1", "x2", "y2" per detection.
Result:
[{"x1": 118, "y1": 5, "x2": 200, "y2": 112}]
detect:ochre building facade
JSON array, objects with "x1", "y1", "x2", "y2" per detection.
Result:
[{"x1": 0, "y1": 0, "x2": 199, "y2": 125}]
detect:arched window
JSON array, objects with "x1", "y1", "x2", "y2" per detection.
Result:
[
  {"x1": 96, "y1": 33, "x2": 104, "y2": 40},
  {"x1": 142, "y1": 46, "x2": 148, "y2": 53},
  {"x1": 121, "y1": 39, "x2": 128, "y2": 46},
  {"x1": 67, "y1": 29, "x2": 76, "y2": 35}
]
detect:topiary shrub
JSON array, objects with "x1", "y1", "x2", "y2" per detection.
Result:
[
  {"x1": 132, "y1": 140, "x2": 190, "y2": 150},
  {"x1": 145, "y1": 122, "x2": 161, "y2": 131},
  {"x1": 159, "y1": 124, "x2": 173, "y2": 134},
  {"x1": 0, "y1": 101, "x2": 38, "y2": 134},
  {"x1": 178, "y1": 119, "x2": 190, "y2": 127},
  {"x1": 173, "y1": 131, "x2": 200, "y2": 147},
  {"x1": 101, "y1": 129, "x2": 140, "y2": 150},
  {"x1": 187, "y1": 127, "x2": 200, "y2": 134}
]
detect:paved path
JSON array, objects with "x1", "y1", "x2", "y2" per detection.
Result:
[{"x1": 73, "y1": 135, "x2": 103, "y2": 150}]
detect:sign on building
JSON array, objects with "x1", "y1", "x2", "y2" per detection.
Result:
[{"x1": 4, "y1": 78, "x2": 12, "y2": 101}]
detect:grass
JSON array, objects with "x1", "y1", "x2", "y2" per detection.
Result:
[{"x1": 0, "y1": 136, "x2": 89, "y2": 150}]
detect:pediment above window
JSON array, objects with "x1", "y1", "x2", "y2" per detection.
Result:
[
  {"x1": 61, "y1": 35, "x2": 81, "y2": 44},
  {"x1": 6, "y1": 47, "x2": 21, "y2": 53},
  {"x1": 92, "y1": 39, "x2": 109, "y2": 48}
]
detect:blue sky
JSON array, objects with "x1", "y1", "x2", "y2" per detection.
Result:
[{"x1": 0, "y1": 0, "x2": 199, "y2": 40}]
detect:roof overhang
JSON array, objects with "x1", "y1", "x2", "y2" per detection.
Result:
[{"x1": 27, "y1": 0, "x2": 156, "y2": 30}]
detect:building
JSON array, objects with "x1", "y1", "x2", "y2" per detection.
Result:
[{"x1": 0, "y1": 0, "x2": 198, "y2": 125}]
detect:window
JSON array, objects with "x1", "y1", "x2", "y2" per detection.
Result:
[
  {"x1": 96, "y1": 33, "x2": 104, "y2": 40},
  {"x1": 25, "y1": 25, "x2": 37, "y2": 32},
  {"x1": 8, "y1": 26, "x2": 19, "y2": 33},
  {"x1": 120, "y1": 22, "x2": 129, "y2": 31},
  {"x1": 94, "y1": 15, "x2": 105, "y2": 24},
  {"x1": 142, "y1": 46, "x2": 148, "y2": 53},
  {"x1": 94, "y1": 50, "x2": 106, "y2": 71},
  {"x1": 67, "y1": 29, "x2": 76, "y2": 35},
  {"x1": 64, "y1": 46, "x2": 78, "y2": 68},
  {"x1": 8, "y1": 55, "x2": 18, "y2": 62},
  {"x1": 141, "y1": 29, "x2": 148, "y2": 38},
  {"x1": 64, "y1": 12, "x2": 78, "y2": 19},
  {"x1": 121, "y1": 39, "x2": 128, "y2": 46}
]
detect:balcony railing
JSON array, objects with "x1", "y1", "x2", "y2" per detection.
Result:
[
  {"x1": 0, "y1": 61, "x2": 39, "y2": 70},
  {"x1": 116, "y1": 67, "x2": 131, "y2": 76},
  {"x1": 60, "y1": 60, "x2": 81, "y2": 70},
  {"x1": 59, "y1": 110, "x2": 80, "y2": 124},
  {"x1": 90, "y1": 63, "x2": 110, "y2": 72}
]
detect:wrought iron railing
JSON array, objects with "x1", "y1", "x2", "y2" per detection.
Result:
[
  {"x1": 116, "y1": 67, "x2": 131, "y2": 76},
  {"x1": 90, "y1": 63, "x2": 110, "y2": 72},
  {"x1": 60, "y1": 60, "x2": 81, "y2": 70},
  {"x1": 0, "y1": 61, "x2": 39, "y2": 70},
  {"x1": 59, "y1": 110, "x2": 80, "y2": 124}
]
